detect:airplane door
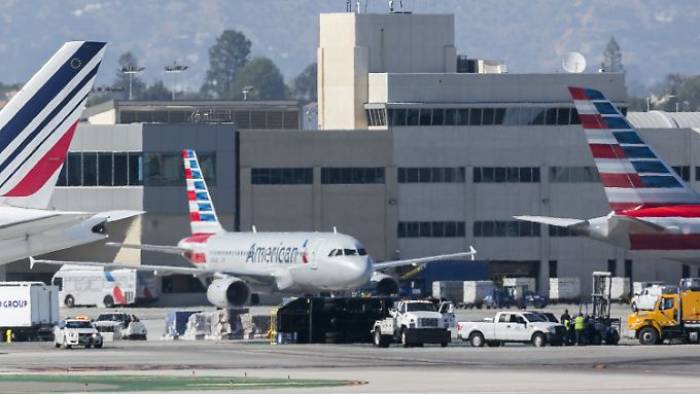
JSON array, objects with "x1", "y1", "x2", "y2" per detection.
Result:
[{"x1": 309, "y1": 239, "x2": 324, "y2": 270}]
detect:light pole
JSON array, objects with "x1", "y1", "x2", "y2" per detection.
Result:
[
  {"x1": 164, "y1": 62, "x2": 189, "y2": 100},
  {"x1": 120, "y1": 64, "x2": 145, "y2": 100},
  {"x1": 242, "y1": 86, "x2": 255, "y2": 101}
]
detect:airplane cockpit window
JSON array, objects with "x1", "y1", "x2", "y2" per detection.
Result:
[
  {"x1": 328, "y1": 249, "x2": 337, "y2": 257},
  {"x1": 358, "y1": 249, "x2": 367, "y2": 256},
  {"x1": 344, "y1": 249, "x2": 357, "y2": 256}
]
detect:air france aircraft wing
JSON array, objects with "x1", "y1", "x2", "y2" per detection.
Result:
[
  {"x1": 373, "y1": 246, "x2": 477, "y2": 271},
  {"x1": 0, "y1": 209, "x2": 93, "y2": 240}
]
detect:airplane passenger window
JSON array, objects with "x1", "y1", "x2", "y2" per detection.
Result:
[{"x1": 344, "y1": 249, "x2": 357, "y2": 256}]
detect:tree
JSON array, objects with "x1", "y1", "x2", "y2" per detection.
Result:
[
  {"x1": 291, "y1": 63, "x2": 317, "y2": 102},
  {"x1": 113, "y1": 51, "x2": 146, "y2": 100},
  {"x1": 600, "y1": 37, "x2": 624, "y2": 73},
  {"x1": 142, "y1": 81, "x2": 173, "y2": 101},
  {"x1": 229, "y1": 57, "x2": 287, "y2": 100},
  {"x1": 201, "y1": 30, "x2": 252, "y2": 99}
]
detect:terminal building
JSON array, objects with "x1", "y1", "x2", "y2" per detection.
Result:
[{"x1": 4, "y1": 11, "x2": 700, "y2": 299}]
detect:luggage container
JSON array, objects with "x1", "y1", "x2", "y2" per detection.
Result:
[
  {"x1": 607, "y1": 277, "x2": 631, "y2": 302},
  {"x1": 548, "y1": 278, "x2": 581, "y2": 303},
  {"x1": 502, "y1": 277, "x2": 536, "y2": 292},
  {"x1": 432, "y1": 281, "x2": 463, "y2": 304},
  {"x1": 0, "y1": 282, "x2": 59, "y2": 341},
  {"x1": 462, "y1": 281, "x2": 494, "y2": 309}
]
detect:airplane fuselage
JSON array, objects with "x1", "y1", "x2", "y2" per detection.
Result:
[{"x1": 177, "y1": 231, "x2": 374, "y2": 293}]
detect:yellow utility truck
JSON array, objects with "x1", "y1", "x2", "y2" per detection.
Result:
[{"x1": 627, "y1": 278, "x2": 700, "y2": 345}]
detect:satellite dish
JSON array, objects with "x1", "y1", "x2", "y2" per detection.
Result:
[{"x1": 562, "y1": 52, "x2": 587, "y2": 73}]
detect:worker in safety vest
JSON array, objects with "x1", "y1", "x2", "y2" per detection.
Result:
[
  {"x1": 574, "y1": 313, "x2": 585, "y2": 346},
  {"x1": 560, "y1": 309, "x2": 572, "y2": 345}
]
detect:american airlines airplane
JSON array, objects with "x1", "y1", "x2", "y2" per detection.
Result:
[
  {"x1": 516, "y1": 86, "x2": 700, "y2": 263},
  {"x1": 33, "y1": 150, "x2": 476, "y2": 307},
  {"x1": 0, "y1": 41, "x2": 139, "y2": 264}
]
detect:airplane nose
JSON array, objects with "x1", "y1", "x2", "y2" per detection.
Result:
[{"x1": 348, "y1": 257, "x2": 373, "y2": 285}]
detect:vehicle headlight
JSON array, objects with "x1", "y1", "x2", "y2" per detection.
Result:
[{"x1": 92, "y1": 333, "x2": 97, "y2": 338}]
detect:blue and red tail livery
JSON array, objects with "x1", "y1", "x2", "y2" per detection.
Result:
[
  {"x1": 183, "y1": 149, "x2": 223, "y2": 235},
  {"x1": 0, "y1": 41, "x2": 106, "y2": 209},
  {"x1": 569, "y1": 86, "x2": 700, "y2": 213}
]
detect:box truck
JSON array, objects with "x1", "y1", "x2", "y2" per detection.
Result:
[{"x1": 0, "y1": 282, "x2": 59, "y2": 341}]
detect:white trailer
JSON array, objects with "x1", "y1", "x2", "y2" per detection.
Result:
[
  {"x1": 549, "y1": 278, "x2": 581, "y2": 303},
  {"x1": 0, "y1": 282, "x2": 59, "y2": 341},
  {"x1": 463, "y1": 281, "x2": 494, "y2": 309},
  {"x1": 52, "y1": 265, "x2": 160, "y2": 308}
]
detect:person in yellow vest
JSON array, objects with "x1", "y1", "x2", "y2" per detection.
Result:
[
  {"x1": 574, "y1": 313, "x2": 585, "y2": 346},
  {"x1": 559, "y1": 309, "x2": 572, "y2": 345}
]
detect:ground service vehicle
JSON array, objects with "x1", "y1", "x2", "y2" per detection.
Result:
[
  {"x1": 0, "y1": 282, "x2": 59, "y2": 341},
  {"x1": 457, "y1": 311, "x2": 565, "y2": 347},
  {"x1": 631, "y1": 285, "x2": 675, "y2": 312},
  {"x1": 372, "y1": 300, "x2": 451, "y2": 347},
  {"x1": 94, "y1": 313, "x2": 147, "y2": 340},
  {"x1": 54, "y1": 319, "x2": 103, "y2": 349},
  {"x1": 628, "y1": 278, "x2": 700, "y2": 345},
  {"x1": 52, "y1": 265, "x2": 159, "y2": 308}
]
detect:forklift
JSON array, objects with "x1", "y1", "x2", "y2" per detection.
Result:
[{"x1": 581, "y1": 271, "x2": 620, "y2": 345}]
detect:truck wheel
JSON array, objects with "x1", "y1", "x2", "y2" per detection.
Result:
[
  {"x1": 54, "y1": 343, "x2": 60, "y2": 348},
  {"x1": 64, "y1": 295, "x2": 75, "y2": 308},
  {"x1": 469, "y1": 332, "x2": 485, "y2": 348},
  {"x1": 373, "y1": 328, "x2": 389, "y2": 348},
  {"x1": 605, "y1": 330, "x2": 620, "y2": 345},
  {"x1": 94, "y1": 342, "x2": 103, "y2": 349},
  {"x1": 440, "y1": 341, "x2": 448, "y2": 348},
  {"x1": 591, "y1": 333, "x2": 602, "y2": 346},
  {"x1": 103, "y1": 295, "x2": 115, "y2": 308},
  {"x1": 400, "y1": 328, "x2": 410, "y2": 347},
  {"x1": 531, "y1": 333, "x2": 546, "y2": 347},
  {"x1": 639, "y1": 327, "x2": 659, "y2": 345}
]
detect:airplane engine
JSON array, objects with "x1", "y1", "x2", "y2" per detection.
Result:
[
  {"x1": 370, "y1": 272, "x2": 399, "y2": 296},
  {"x1": 206, "y1": 277, "x2": 250, "y2": 308}
]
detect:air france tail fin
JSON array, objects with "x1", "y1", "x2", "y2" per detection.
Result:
[
  {"x1": 569, "y1": 86, "x2": 700, "y2": 213},
  {"x1": 0, "y1": 41, "x2": 106, "y2": 209},
  {"x1": 182, "y1": 149, "x2": 223, "y2": 235}
]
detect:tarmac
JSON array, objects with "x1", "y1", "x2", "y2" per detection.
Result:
[{"x1": 1, "y1": 304, "x2": 699, "y2": 393}]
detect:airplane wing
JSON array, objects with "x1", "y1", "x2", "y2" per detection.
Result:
[
  {"x1": 105, "y1": 242, "x2": 189, "y2": 255},
  {"x1": 373, "y1": 246, "x2": 477, "y2": 271},
  {"x1": 30, "y1": 257, "x2": 280, "y2": 287},
  {"x1": 92, "y1": 210, "x2": 145, "y2": 223},
  {"x1": 0, "y1": 210, "x2": 94, "y2": 241},
  {"x1": 513, "y1": 215, "x2": 586, "y2": 228}
]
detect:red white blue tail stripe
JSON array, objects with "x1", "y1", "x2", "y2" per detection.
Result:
[
  {"x1": 569, "y1": 87, "x2": 700, "y2": 213},
  {"x1": 183, "y1": 149, "x2": 223, "y2": 235},
  {"x1": 0, "y1": 41, "x2": 106, "y2": 209}
]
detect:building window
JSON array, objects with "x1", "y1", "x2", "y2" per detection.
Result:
[
  {"x1": 384, "y1": 106, "x2": 631, "y2": 127},
  {"x1": 59, "y1": 151, "x2": 147, "y2": 187},
  {"x1": 549, "y1": 166, "x2": 600, "y2": 183},
  {"x1": 683, "y1": 264, "x2": 690, "y2": 278},
  {"x1": 672, "y1": 166, "x2": 690, "y2": 182},
  {"x1": 365, "y1": 109, "x2": 387, "y2": 127},
  {"x1": 397, "y1": 221, "x2": 465, "y2": 238},
  {"x1": 548, "y1": 226, "x2": 579, "y2": 237},
  {"x1": 144, "y1": 152, "x2": 216, "y2": 187},
  {"x1": 548, "y1": 260, "x2": 557, "y2": 278},
  {"x1": 398, "y1": 167, "x2": 465, "y2": 183},
  {"x1": 607, "y1": 260, "x2": 617, "y2": 276},
  {"x1": 473, "y1": 167, "x2": 540, "y2": 183},
  {"x1": 321, "y1": 167, "x2": 385, "y2": 184},
  {"x1": 251, "y1": 168, "x2": 313, "y2": 185},
  {"x1": 473, "y1": 221, "x2": 540, "y2": 237},
  {"x1": 624, "y1": 259, "x2": 633, "y2": 280}
]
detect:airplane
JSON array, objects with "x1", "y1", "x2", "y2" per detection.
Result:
[
  {"x1": 32, "y1": 149, "x2": 477, "y2": 307},
  {"x1": 0, "y1": 41, "x2": 140, "y2": 264},
  {"x1": 515, "y1": 86, "x2": 700, "y2": 264}
]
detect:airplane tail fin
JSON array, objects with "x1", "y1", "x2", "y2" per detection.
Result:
[
  {"x1": 0, "y1": 41, "x2": 106, "y2": 209},
  {"x1": 183, "y1": 149, "x2": 223, "y2": 235},
  {"x1": 569, "y1": 86, "x2": 700, "y2": 212}
]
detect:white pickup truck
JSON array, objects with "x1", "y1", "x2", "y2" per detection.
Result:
[
  {"x1": 372, "y1": 300, "x2": 452, "y2": 348},
  {"x1": 457, "y1": 311, "x2": 565, "y2": 347}
]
